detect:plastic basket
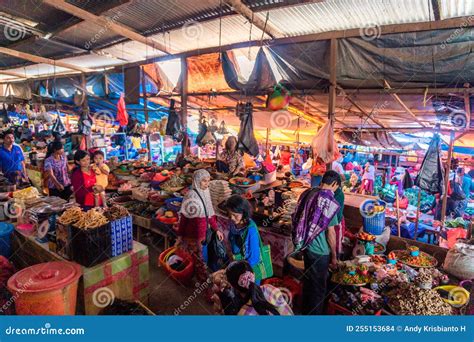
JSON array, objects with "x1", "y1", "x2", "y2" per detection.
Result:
[
  {"x1": 158, "y1": 247, "x2": 194, "y2": 285},
  {"x1": 360, "y1": 200, "x2": 386, "y2": 235}
]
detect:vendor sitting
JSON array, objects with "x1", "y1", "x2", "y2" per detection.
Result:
[{"x1": 217, "y1": 136, "x2": 244, "y2": 176}]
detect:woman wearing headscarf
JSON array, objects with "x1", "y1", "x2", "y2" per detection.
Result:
[
  {"x1": 211, "y1": 261, "x2": 293, "y2": 315},
  {"x1": 177, "y1": 170, "x2": 224, "y2": 288}
]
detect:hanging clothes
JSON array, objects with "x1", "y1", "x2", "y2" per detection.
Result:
[{"x1": 117, "y1": 93, "x2": 129, "y2": 127}]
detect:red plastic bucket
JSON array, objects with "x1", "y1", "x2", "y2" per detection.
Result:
[{"x1": 7, "y1": 261, "x2": 82, "y2": 315}]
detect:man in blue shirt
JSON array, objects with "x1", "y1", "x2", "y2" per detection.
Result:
[
  {"x1": 455, "y1": 168, "x2": 473, "y2": 216},
  {"x1": 0, "y1": 130, "x2": 28, "y2": 184}
]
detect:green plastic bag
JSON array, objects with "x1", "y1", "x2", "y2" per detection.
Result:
[{"x1": 234, "y1": 228, "x2": 273, "y2": 282}]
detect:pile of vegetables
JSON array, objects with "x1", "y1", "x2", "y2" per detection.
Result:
[
  {"x1": 445, "y1": 217, "x2": 469, "y2": 228},
  {"x1": 404, "y1": 188, "x2": 436, "y2": 213}
]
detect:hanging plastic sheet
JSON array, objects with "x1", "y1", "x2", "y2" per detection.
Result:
[
  {"x1": 236, "y1": 102, "x2": 259, "y2": 157},
  {"x1": 337, "y1": 28, "x2": 474, "y2": 88},
  {"x1": 264, "y1": 41, "x2": 330, "y2": 90},
  {"x1": 187, "y1": 53, "x2": 233, "y2": 93},
  {"x1": 415, "y1": 134, "x2": 445, "y2": 194},
  {"x1": 221, "y1": 48, "x2": 276, "y2": 92}
]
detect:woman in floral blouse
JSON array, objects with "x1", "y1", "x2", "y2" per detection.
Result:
[
  {"x1": 44, "y1": 141, "x2": 72, "y2": 200},
  {"x1": 218, "y1": 136, "x2": 244, "y2": 176}
]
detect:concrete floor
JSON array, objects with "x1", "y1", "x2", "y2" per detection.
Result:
[{"x1": 141, "y1": 233, "x2": 214, "y2": 315}]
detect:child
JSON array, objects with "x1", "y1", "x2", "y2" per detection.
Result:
[{"x1": 92, "y1": 150, "x2": 110, "y2": 207}]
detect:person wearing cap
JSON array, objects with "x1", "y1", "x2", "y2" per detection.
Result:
[{"x1": 0, "y1": 130, "x2": 28, "y2": 184}]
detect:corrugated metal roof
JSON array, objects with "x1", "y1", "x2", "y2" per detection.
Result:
[
  {"x1": 440, "y1": 0, "x2": 474, "y2": 19},
  {"x1": 103, "y1": 0, "x2": 230, "y2": 35},
  {"x1": 54, "y1": 20, "x2": 123, "y2": 51},
  {"x1": 254, "y1": 0, "x2": 432, "y2": 37}
]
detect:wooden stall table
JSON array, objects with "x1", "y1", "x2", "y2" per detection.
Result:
[
  {"x1": 134, "y1": 215, "x2": 173, "y2": 251},
  {"x1": 11, "y1": 230, "x2": 150, "y2": 315}
]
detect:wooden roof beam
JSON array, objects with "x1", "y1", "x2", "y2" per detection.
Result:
[
  {"x1": 223, "y1": 0, "x2": 282, "y2": 39},
  {"x1": 43, "y1": 0, "x2": 170, "y2": 54},
  {"x1": 383, "y1": 80, "x2": 427, "y2": 128},
  {"x1": 0, "y1": 70, "x2": 28, "y2": 79},
  {"x1": 0, "y1": 47, "x2": 92, "y2": 73}
]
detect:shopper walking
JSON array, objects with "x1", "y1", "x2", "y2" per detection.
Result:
[
  {"x1": 177, "y1": 170, "x2": 224, "y2": 292},
  {"x1": 292, "y1": 170, "x2": 342, "y2": 315}
]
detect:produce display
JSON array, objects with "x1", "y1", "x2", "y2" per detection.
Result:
[
  {"x1": 331, "y1": 265, "x2": 370, "y2": 286},
  {"x1": 57, "y1": 206, "x2": 83, "y2": 225},
  {"x1": 12, "y1": 187, "x2": 40, "y2": 200},
  {"x1": 74, "y1": 209, "x2": 109, "y2": 229},
  {"x1": 103, "y1": 205, "x2": 130, "y2": 221},
  {"x1": 357, "y1": 232, "x2": 376, "y2": 241},
  {"x1": 388, "y1": 283, "x2": 452, "y2": 315},
  {"x1": 229, "y1": 177, "x2": 256, "y2": 187},
  {"x1": 392, "y1": 249, "x2": 437, "y2": 268}
]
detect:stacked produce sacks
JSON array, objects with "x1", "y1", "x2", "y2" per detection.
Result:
[{"x1": 209, "y1": 180, "x2": 232, "y2": 211}]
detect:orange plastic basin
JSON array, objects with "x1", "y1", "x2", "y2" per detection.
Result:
[{"x1": 7, "y1": 261, "x2": 82, "y2": 315}]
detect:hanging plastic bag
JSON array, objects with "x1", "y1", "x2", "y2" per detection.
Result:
[
  {"x1": 52, "y1": 114, "x2": 66, "y2": 136},
  {"x1": 236, "y1": 102, "x2": 259, "y2": 157},
  {"x1": 1, "y1": 104, "x2": 10, "y2": 124},
  {"x1": 165, "y1": 99, "x2": 183, "y2": 142},
  {"x1": 311, "y1": 120, "x2": 340, "y2": 164},
  {"x1": 415, "y1": 134, "x2": 444, "y2": 194},
  {"x1": 195, "y1": 120, "x2": 208, "y2": 146}
]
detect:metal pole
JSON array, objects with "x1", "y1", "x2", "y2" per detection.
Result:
[
  {"x1": 181, "y1": 57, "x2": 189, "y2": 155},
  {"x1": 327, "y1": 38, "x2": 337, "y2": 171}
]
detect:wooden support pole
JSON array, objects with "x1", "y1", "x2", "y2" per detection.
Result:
[
  {"x1": 464, "y1": 88, "x2": 471, "y2": 129},
  {"x1": 440, "y1": 131, "x2": 455, "y2": 224},
  {"x1": 181, "y1": 57, "x2": 189, "y2": 155},
  {"x1": 141, "y1": 67, "x2": 152, "y2": 162},
  {"x1": 413, "y1": 188, "x2": 422, "y2": 241},
  {"x1": 327, "y1": 38, "x2": 337, "y2": 171},
  {"x1": 396, "y1": 189, "x2": 401, "y2": 238}
]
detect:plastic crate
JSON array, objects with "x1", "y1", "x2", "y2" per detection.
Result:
[
  {"x1": 110, "y1": 215, "x2": 133, "y2": 257},
  {"x1": 69, "y1": 224, "x2": 112, "y2": 267}
]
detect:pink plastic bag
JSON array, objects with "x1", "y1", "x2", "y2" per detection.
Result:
[{"x1": 311, "y1": 121, "x2": 340, "y2": 164}]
